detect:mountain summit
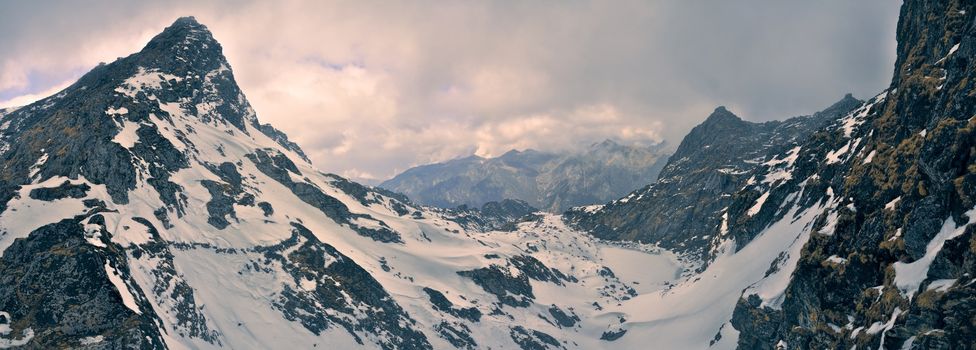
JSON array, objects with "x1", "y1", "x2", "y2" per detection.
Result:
[
  {"x1": 142, "y1": 16, "x2": 221, "y2": 60},
  {"x1": 702, "y1": 106, "x2": 742, "y2": 125}
]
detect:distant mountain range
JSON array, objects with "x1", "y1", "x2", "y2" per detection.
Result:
[{"x1": 379, "y1": 139, "x2": 671, "y2": 212}]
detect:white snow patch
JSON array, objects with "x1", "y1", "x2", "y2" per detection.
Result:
[
  {"x1": 79, "y1": 335, "x2": 105, "y2": 345},
  {"x1": 299, "y1": 277, "x2": 317, "y2": 291},
  {"x1": 815, "y1": 190, "x2": 840, "y2": 236},
  {"x1": 0, "y1": 177, "x2": 101, "y2": 257},
  {"x1": 104, "y1": 262, "x2": 142, "y2": 315},
  {"x1": 115, "y1": 67, "x2": 183, "y2": 98},
  {"x1": 863, "y1": 150, "x2": 876, "y2": 164},
  {"x1": 935, "y1": 44, "x2": 960, "y2": 64},
  {"x1": 762, "y1": 168, "x2": 793, "y2": 184},
  {"x1": 744, "y1": 189, "x2": 835, "y2": 310},
  {"x1": 835, "y1": 92, "x2": 885, "y2": 138},
  {"x1": 901, "y1": 336, "x2": 916, "y2": 350},
  {"x1": 825, "y1": 141, "x2": 852, "y2": 164},
  {"x1": 839, "y1": 116, "x2": 862, "y2": 138},
  {"x1": 826, "y1": 255, "x2": 848, "y2": 265},
  {"x1": 600, "y1": 245, "x2": 683, "y2": 292},
  {"x1": 158, "y1": 102, "x2": 184, "y2": 119},
  {"x1": 28, "y1": 151, "x2": 48, "y2": 181},
  {"x1": 760, "y1": 148, "x2": 801, "y2": 184},
  {"x1": 105, "y1": 106, "x2": 129, "y2": 115},
  {"x1": 745, "y1": 175, "x2": 756, "y2": 186},
  {"x1": 158, "y1": 248, "x2": 363, "y2": 349},
  {"x1": 865, "y1": 308, "x2": 899, "y2": 335},
  {"x1": 888, "y1": 228, "x2": 903, "y2": 242},
  {"x1": 760, "y1": 147, "x2": 802, "y2": 184},
  {"x1": 926, "y1": 279, "x2": 957, "y2": 293},
  {"x1": 617, "y1": 192, "x2": 636, "y2": 203},
  {"x1": 350, "y1": 216, "x2": 387, "y2": 232},
  {"x1": 108, "y1": 216, "x2": 156, "y2": 247},
  {"x1": 747, "y1": 191, "x2": 770, "y2": 216},
  {"x1": 870, "y1": 307, "x2": 902, "y2": 349},
  {"x1": 893, "y1": 206, "x2": 975, "y2": 299},
  {"x1": 885, "y1": 197, "x2": 901, "y2": 211},
  {"x1": 112, "y1": 121, "x2": 141, "y2": 148},
  {"x1": 763, "y1": 146, "x2": 801, "y2": 167}
]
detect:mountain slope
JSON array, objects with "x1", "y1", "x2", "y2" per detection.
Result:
[
  {"x1": 0, "y1": 17, "x2": 696, "y2": 350},
  {"x1": 565, "y1": 95, "x2": 862, "y2": 264},
  {"x1": 562, "y1": 2, "x2": 976, "y2": 348},
  {"x1": 380, "y1": 140, "x2": 670, "y2": 212}
]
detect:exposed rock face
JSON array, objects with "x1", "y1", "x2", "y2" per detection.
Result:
[
  {"x1": 728, "y1": 1, "x2": 976, "y2": 348},
  {"x1": 0, "y1": 217, "x2": 167, "y2": 349},
  {"x1": 380, "y1": 140, "x2": 670, "y2": 212},
  {"x1": 565, "y1": 96, "x2": 862, "y2": 263},
  {"x1": 28, "y1": 180, "x2": 91, "y2": 201}
]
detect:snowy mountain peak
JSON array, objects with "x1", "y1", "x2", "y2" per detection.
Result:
[
  {"x1": 140, "y1": 16, "x2": 223, "y2": 66},
  {"x1": 82, "y1": 17, "x2": 256, "y2": 138}
]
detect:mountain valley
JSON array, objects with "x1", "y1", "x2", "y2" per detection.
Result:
[{"x1": 0, "y1": 1, "x2": 974, "y2": 349}]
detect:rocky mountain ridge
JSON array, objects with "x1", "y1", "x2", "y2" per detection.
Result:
[{"x1": 565, "y1": 94, "x2": 863, "y2": 264}]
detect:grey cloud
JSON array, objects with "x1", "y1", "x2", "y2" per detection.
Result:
[{"x1": 0, "y1": 0, "x2": 901, "y2": 182}]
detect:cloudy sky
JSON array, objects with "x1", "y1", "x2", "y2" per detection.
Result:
[{"x1": 0, "y1": 1, "x2": 901, "y2": 183}]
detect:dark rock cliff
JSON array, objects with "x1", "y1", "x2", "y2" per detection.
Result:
[{"x1": 731, "y1": 1, "x2": 976, "y2": 348}]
